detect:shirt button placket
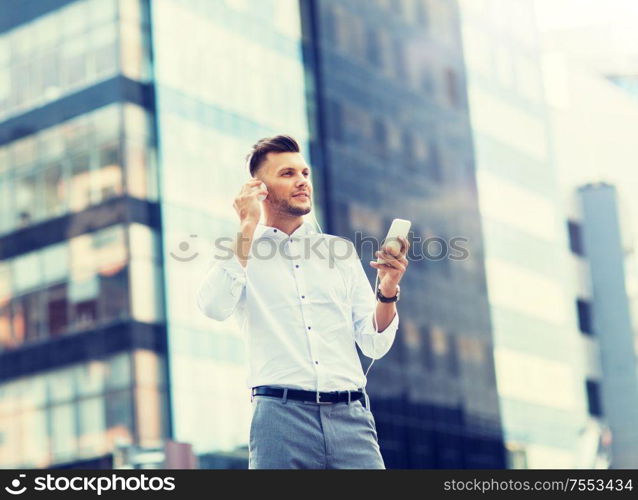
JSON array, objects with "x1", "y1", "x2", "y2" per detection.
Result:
[{"x1": 294, "y1": 258, "x2": 320, "y2": 383}]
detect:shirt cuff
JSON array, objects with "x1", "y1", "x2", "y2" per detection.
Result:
[{"x1": 372, "y1": 309, "x2": 399, "y2": 334}]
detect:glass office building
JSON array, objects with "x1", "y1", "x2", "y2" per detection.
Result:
[
  {"x1": 149, "y1": 0, "x2": 312, "y2": 454},
  {"x1": 305, "y1": 0, "x2": 505, "y2": 468},
  {"x1": 0, "y1": 0, "x2": 167, "y2": 468},
  {"x1": 1, "y1": 0, "x2": 504, "y2": 468}
]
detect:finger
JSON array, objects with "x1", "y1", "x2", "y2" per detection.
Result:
[
  {"x1": 392, "y1": 237, "x2": 408, "y2": 257},
  {"x1": 375, "y1": 253, "x2": 402, "y2": 270},
  {"x1": 399, "y1": 236, "x2": 410, "y2": 253},
  {"x1": 248, "y1": 183, "x2": 267, "y2": 196},
  {"x1": 370, "y1": 261, "x2": 390, "y2": 271},
  {"x1": 377, "y1": 250, "x2": 400, "y2": 265},
  {"x1": 244, "y1": 179, "x2": 264, "y2": 190},
  {"x1": 384, "y1": 244, "x2": 401, "y2": 258},
  {"x1": 372, "y1": 261, "x2": 405, "y2": 273}
]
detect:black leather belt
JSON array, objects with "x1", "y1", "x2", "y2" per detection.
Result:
[{"x1": 252, "y1": 386, "x2": 365, "y2": 405}]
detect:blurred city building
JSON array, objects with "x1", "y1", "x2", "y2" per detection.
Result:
[
  {"x1": 0, "y1": 0, "x2": 169, "y2": 469},
  {"x1": 564, "y1": 195, "x2": 611, "y2": 469},
  {"x1": 458, "y1": 0, "x2": 594, "y2": 468},
  {"x1": 305, "y1": 0, "x2": 505, "y2": 468},
  {"x1": 541, "y1": 7, "x2": 638, "y2": 467},
  {"x1": 0, "y1": 0, "x2": 507, "y2": 469},
  {"x1": 566, "y1": 184, "x2": 638, "y2": 468}
]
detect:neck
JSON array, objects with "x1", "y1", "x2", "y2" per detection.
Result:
[{"x1": 263, "y1": 213, "x2": 305, "y2": 236}]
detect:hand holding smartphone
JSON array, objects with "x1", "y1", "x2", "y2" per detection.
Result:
[{"x1": 377, "y1": 218, "x2": 411, "y2": 264}]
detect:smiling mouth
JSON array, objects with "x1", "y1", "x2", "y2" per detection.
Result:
[{"x1": 293, "y1": 194, "x2": 310, "y2": 200}]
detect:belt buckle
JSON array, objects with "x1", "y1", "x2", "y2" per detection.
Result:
[{"x1": 316, "y1": 392, "x2": 333, "y2": 405}]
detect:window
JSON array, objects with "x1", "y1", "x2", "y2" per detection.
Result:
[
  {"x1": 568, "y1": 220, "x2": 584, "y2": 256},
  {"x1": 13, "y1": 252, "x2": 41, "y2": 293},
  {"x1": 105, "y1": 353, "x2": 132, "y2": 390},
  {"x1": 15, "y1": 173, "x2": 40, "y2": 227},
  {"x1": 365, "y1": 26, "x2": 381, "y2": 66},
  {"x1": 327, "y1": 99, "x2": 343, "y2": 142},
  {"x1": 99, "y1": 267, "x2": 129, "y2": 322},
  {"x1": 0, "y1": 304, "x2": 12, "y2": 351},
  {"x1": 586, "y1": 380, "x2": 603, "y2": 417},
  {"x1": 428, "y1": 141, "x2": 443, "y2": 182},
  {"x1": 69, "y1": 276, "x2": 99, "y2": 330},
  {"x1": 576, "y1": 299, "x2": 593, "y2": 335},
  {"x1": 60, "y1": 38, "x2": 88, "y2": 89},
  {"x1": 46, "y1": 284, "x2": 69, "y2": 337},
  {"x1": 421, "y1": 326, "x2": 434, "y2": 369},
  {"x1": 69, "y1": 152, "x2": 92, "y2": 212},
  {"x1": 12, "y1": 291, "x2": 45, "y2": 345},
  {"x1": 95, "y1": 142, "x2": 123, "y2": 203},
  {"x1": 394, "y1": 39, "x2": 407, "y2": 80},
  {"x1": 403, "y1": 130, "x2": 430, "y2": 169},
  {"x1": 0, "y1": 175, "x2": 11, "y2": 234},
  {"x1": 420, "y1": 67, "x2": 434, "y2": 94},
  {"x1": 105, "y1": 390, "x2": 134, "y2": 447},
  {"x1": 40, "y1": 51, "x2": 61, "y2": 101},
  {"x1": 78, "y1": 397, "x2": 106, "y2": 455},
  {"x1": 373, "y1": 118, "x2": 388, "y2": 157},
  {"x1": 415, "y1": 0, "x2": 429, "y2": 27},
  {"x1": 0, "y1": 262, "x2": 11, "y2": 303},
  {"x1": 445, "y1": 68, "x2": 460, "y2": 108},
  {"x1": 43, "y1": 161, "x2": 67, "y2": 218},
  {"x1": 50, "y1": 403, "x2": 77, "y2": 461}
]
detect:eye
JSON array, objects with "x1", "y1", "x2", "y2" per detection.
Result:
[{"x1": 303, "y1": 171, "x2": 310, "y2": 177}]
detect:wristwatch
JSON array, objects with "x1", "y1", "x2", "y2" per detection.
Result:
[{"x1": 377, "y1": 285, "x2": 400, "y2": 303}]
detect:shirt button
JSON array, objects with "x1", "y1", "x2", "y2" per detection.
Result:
[
  {"x1": 273, "y1": 229, "x2": 277, "y2": 233},
  {"x1": 301, "y1": 295, "x2": 305, "y2": 299},
  {"x1": 295, "y1": 265, "x2": 300, "y2": 269},
  {"x1": 307, "y1": 326, "x2": 311, "y2": 330},
  {"x1": 315, "y1": 361, "x2": 319, "y2": 365}
]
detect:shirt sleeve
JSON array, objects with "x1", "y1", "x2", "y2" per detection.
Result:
[
  {"x1": 348, "y1": 242, "x2": 399, "y2": 359},
  {"x1": 196, "y1": 252, "x2": 247, "y2": 321}
]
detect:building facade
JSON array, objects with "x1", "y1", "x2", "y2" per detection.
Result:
[
  {"x1": 0, "y1": 0, "x2": 168, "y2": 468},
  {"x1": 458, "y1": 0, "x2": 592, "y2": 468},
  {"x1": 306, "y1": 0, "x2": 505, "y2": 468},
  {"x1": 577, "y1": 184, "x2": 638, "y2": 467}
]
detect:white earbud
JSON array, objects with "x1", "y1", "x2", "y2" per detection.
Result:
[{"x1": 257, "y1": 182, "x2": 267, "y2": 201}]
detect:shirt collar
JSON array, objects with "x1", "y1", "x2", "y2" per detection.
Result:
[{"x1": 254, "y1": 220, "x2": 317, "y2": 240}]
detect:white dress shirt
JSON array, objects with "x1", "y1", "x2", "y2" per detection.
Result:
[{"x1": 196, "y1": 221, "x2": 399, "y2": 392}]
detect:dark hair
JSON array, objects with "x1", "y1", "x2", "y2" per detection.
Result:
[{"x1": 246, "y1": 135, "x2": 300, "y2": 176}]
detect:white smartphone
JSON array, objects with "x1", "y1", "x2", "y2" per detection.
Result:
[{"x1": 377, "y1": 218, "x2": 411, "y2": 264}]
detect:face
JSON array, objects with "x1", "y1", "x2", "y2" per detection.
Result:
[{"x1": 255, "y1": 151, "x2": 313, "y2": 216}]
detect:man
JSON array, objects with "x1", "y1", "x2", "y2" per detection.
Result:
[{"x1": 197, "y1": 135, "x2": 409, "y2": 469}]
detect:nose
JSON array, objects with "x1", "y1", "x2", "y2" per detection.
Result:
[{"x1": 295, "y1": 175, "x2": 309, "y2": 189}]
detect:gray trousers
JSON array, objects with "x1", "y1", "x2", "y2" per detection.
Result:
[{"x1": 248, "y1": 392, "x2": 385, "y2": 469}]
